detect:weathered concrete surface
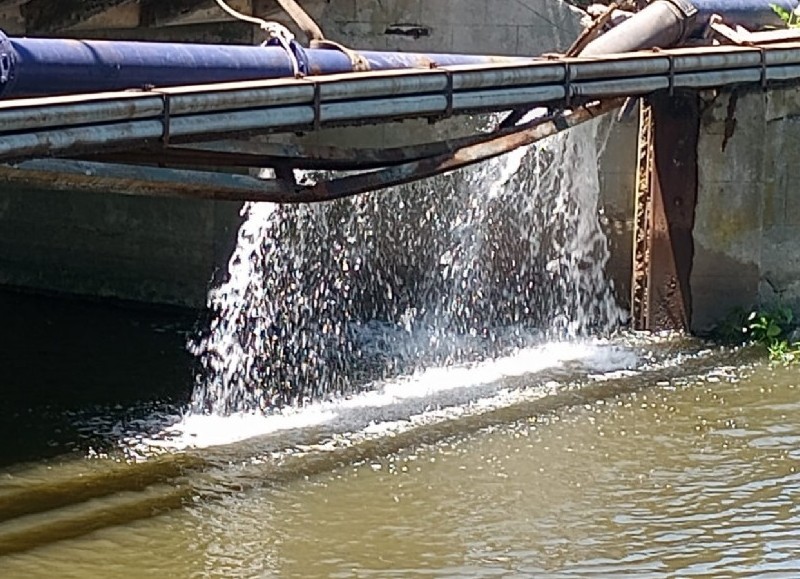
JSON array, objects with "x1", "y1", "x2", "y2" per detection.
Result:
[
  {"x1": 315, "y1": 0, "x2": 582, "y2": 55},
  {"x1": 0, "y1": 188, "x2": 242, "y2": 307},
  {"x1": 0, "y1": 0, "x2": 636, "y2": 310},
  {"x1": 596, "y1": 115, "x2": 636, "y2": 310},
  {"x1": 693, "y1": 86, "x2": 800, "y2": 332},
  {"x1": 0, "y1": 17, "x2": 254, "y2": 308}
]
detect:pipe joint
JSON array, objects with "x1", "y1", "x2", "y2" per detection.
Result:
[
  {"x1": 667, "y1": 0, "x2": 699, "y2": 19},
  {"x1": 0, "y1": 30, "x2": 16, "y2": 98},
  {"x1": 662, "y1": 0, "x2": 699, "y2": 44},
  {"x1": 264, "y1": 38, "x2": 310, "y2": 76}
]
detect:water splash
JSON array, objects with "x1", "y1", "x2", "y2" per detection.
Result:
[{"x1": 189, "y1": 118, "x2": 625, "y2": 414}]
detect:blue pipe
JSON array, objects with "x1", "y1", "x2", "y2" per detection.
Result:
[
  {"x1": 0, "y1": 32, "x2": 516, "y2": 99},
  {"x1": 0, "y1": 0, "x2": 795, "y2": 99},
  {"x1": 692, "y1": 0, "x2": 800, "y2": 31}
]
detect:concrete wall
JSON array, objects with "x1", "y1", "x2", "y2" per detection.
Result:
[
  {"x1": 0, "y1": 0, "x2": 637, "y2": 311},
  {"x1": 316, "y1": 0, "x2": 582, "y2": 55},
  {"x1": 693, "y1": 86, "x2": 800, "y2": 332},
  {"x1": 597, "y1": 115, "x2": 636, "y2": 310},
  {"x1": 0, "y1": 188, "x2": 242, "y2": 307},
  {"x1": 0, "y1": 20, "x2": 255, "y2": 308}
]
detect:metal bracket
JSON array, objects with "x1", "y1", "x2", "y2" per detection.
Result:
[
  {"x1": 552, "y1": 113, "x2": 570, "y2": 132},
  {"x1": 161, "y1": 93, "x2": 172, "y2": 145},
  {"x1": 668, "y1": 0, "x2": 699, "y2": 43},
  {"x1": 312, "y1": 81, "x2": 322, "y2": 131},
  {"x1": 444, "y1": 69, "x2": 454, "y2": 118},
  {"x1": 564, "y1": 62, "x2": 573, "y2": 107},
  {"x1": 144, "y1": 88, "x2": 173, "y2": 145},
  {"x1": 667, "y1": 54, "x2": 675, "y2": 96}
]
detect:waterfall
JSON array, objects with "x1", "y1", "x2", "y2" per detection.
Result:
[{"x1": 188, "y1": 118, "x2": 625, "y2": 414}]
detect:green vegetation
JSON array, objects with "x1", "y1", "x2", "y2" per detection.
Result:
[
  {"x1": 774, "y1": 4, "x2": 800, "y2": 27},
  {"x1": 719, "y1": 304, "x2": 800, "y2": 363}
]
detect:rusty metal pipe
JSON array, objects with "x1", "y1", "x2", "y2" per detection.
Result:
[
  {"x1": 582, "y1": 0, "x2": 800, "y2": 56},
  {"x1": 581, "y1": 1, "x2": 693, "y2": 56}
]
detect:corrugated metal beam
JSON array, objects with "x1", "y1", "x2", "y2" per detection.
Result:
[{"x1": 1, "y1": 42, "x2": 799, "y2": 162}]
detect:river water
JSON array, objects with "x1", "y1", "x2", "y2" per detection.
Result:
[
  {"x1": 1, "y1": 301, "x2": 799, "y2": 578},
  {"x1": 3, "y1": 119, "x2": 799, "y2": 577}
]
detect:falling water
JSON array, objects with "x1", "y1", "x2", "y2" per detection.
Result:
[{"x1": 189, "y1": 117, "x2": 625, "y2": 414}]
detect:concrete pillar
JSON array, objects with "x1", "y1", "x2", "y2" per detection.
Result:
[{"x1": 693, "y1": 86, "x2": 800, "y2": 331}]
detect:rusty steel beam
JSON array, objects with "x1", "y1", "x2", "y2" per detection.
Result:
[
  {"x1": 634, "y1": 91, "x2": 699, "y2": 331},
  {"x1": 0, "y1": 159, "x2": 286, "y2": 201},
  {"x1": 1, "y1": 99, "x2": 623, "y2": 203},
  {"x1": 81, "y1": 112, "x2": 598, "y2": 172},
  {"x1": 631, "y1": 99, "x2": 654, "y2": 330},
  {"x1": 295, "y1": 99, "x2": 624, "y2": 202},
  {"x1": 83, "y1": 139, "x2": 476, "y2": 172}
]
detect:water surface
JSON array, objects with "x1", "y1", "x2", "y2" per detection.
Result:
[{"x1": 2, "y1": 338, "x2": 799, "y2": 578}]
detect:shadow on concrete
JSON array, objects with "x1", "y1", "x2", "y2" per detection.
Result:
[{"x1": 0, "y1": 289, "x2": 198, "y2": 467}]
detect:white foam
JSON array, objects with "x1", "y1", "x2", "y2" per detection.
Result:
[{"x1": 147, "y1": 340, "x2": 636, "y2": 452}]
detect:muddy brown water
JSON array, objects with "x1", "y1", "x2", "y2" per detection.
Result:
[{"x1": 0, "y1": 295, "x2": 798, "y2": 579}]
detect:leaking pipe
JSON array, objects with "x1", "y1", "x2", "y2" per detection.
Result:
[{"x1": 581, "y1": 0, "x2": 800, "y2": 56}]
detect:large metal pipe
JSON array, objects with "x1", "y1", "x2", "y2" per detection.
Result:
[
  {"x1": 0, "y1": 0, "x2": 793, "y2": 99},
  {"x1": 582, "y1": 0, "x2": 800, "y2": 56},
  {"x1": 693, "y1": 0, "x2": 800, "y2": 29},
  {"x1": 0, "y1": 32, "x2": 519, "y2": 99}
]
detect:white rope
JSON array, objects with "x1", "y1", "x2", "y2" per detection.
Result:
[{"x1": 213, "y1": 0, "x2": 301, "y2": 77}]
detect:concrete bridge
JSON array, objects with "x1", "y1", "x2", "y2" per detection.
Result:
[{"x1": 0, "y1": 0, "x2": 798, "y2": 333}]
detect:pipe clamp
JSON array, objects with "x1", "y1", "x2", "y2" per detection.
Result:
[{"x1": 0, "y1": 30, "x2": 16, "y2": 98}]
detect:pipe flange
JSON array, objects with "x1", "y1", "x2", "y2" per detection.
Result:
[
  {"x1": 666, "y1": 0, "x2": 700, "y2": 43},
  {"x1": 0, "y1": 30, "x2": 16, "y2": 98},
  {"x1": 667, "y1": 0, "x2": 699, "y2": 18}
]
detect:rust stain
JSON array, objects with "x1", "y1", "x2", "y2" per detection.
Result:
[
  {"x1": 721, "y1": 90, "x2": 738, "y2": 152},
  {"x1": 646, "y1": 91, "x2": 700, "y2": 331}
]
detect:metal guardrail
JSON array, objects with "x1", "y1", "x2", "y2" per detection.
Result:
[
  {"x1": 0, "y1": 99, "x2": 624, "y2": 203},
  {"x1": 1, "y1": 42, "x2": 800, "y2": 163}
]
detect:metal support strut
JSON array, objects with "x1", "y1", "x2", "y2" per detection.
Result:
[
  {"x1": 631, "y1": 92, "x2": 699, "y2": 331},
  {"x1": 631, "y1": 99, "x2": 655, "y2": 330}
]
